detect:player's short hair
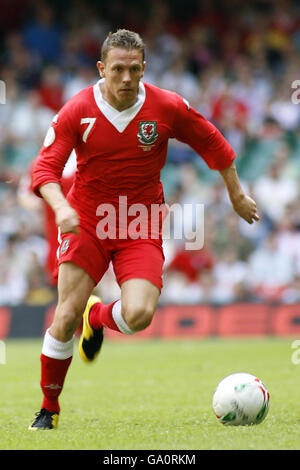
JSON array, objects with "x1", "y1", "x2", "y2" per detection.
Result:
[{"x1": 101, "y1": 29, "x2": 145, "y2": 62}]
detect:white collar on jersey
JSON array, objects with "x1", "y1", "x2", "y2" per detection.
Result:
[{"x1": 93, "y1": 78, "x2": 146, "y2": 133}]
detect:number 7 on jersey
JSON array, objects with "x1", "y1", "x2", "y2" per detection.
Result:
[{"x1": 80, "y1": 118, "x2": 96, "y2": 143}]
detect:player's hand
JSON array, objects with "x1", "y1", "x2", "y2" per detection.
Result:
[
  {"x1": 231, "y1": 194, "x2": 260, "y2": 224},
  {"x1": 55, "y1": 204, "x2": 79, "y2": 234}
]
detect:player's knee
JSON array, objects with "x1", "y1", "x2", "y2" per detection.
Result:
[
  {"x1": 124, "y1": 305, "x2": 154, "y2": 332},
  {"x1": 53, "y1": 302, "x2": 82, "y2": 337}
]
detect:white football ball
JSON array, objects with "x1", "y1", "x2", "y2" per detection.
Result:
[{"x1": 212, "y1": 372, "x2": 270, "y2": 426}]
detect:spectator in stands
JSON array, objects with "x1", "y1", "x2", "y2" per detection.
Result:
[
  {"x1": 253, "y1": 151, "x2": 299, "y2": 223},
  {"x1": 38, "y1": 65, "x2": 64, "y2": 112},
  {"x1": 62, "y1": 64, "x2": 98, "y2": 102},
  {"x1": 0, "y1": 252, "x2": 28, "y2": 305},
  {"x1": 269, "y1": 82, "x2": 300, "y2": 132},
  {"x1": 166, "y1": 242, "x2": 215, "y2": 284},
  {"x1": 3, "y1": 31, "x2": 41, "y2": 91},
  {"x1": 2, "y1": 88, "x2": 53, "y2": 172},
  {"x1": 212, "y1": 211, "x2": 254, "y2": 261},
  {"x1": 212, "y1": 248, "x2": 249, "y2": 304},
  {"x1": 210, "y1": 82, "x2": 249, "y2": 153},
  {"x1": 248, "y1": 231, "x2": 295, "y2": 301},
  {"x1": 22, "y1": 3, "x2": 63, "y2": 64},
  {"x1": 158, "y1": 53, "x2": 201, "y2": 108},
  {"x1": 205, "y1": 180, "x2": 231, "y2": 224},
  {"x1": 197, "y1": 270, "x2": 217, "y2": 304},
  {"x1": 281, "y1": 276, "x2": 300, "y2": 303},
  {"x1": 160, "y1": 269, "x2": 203, "y2": 305}
]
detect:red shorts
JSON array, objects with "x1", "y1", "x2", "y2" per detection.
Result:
[{"x1": 55, "y1": 227, "x2": 165, "y2": 290}]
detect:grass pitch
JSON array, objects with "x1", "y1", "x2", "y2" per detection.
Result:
[{"x1": 1, "y1": 337, "x2": 300, "y2": 450}]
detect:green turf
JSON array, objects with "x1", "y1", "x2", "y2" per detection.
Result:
[{"x1": 0, "y1": 337, "x2": 300, "y2": 450}]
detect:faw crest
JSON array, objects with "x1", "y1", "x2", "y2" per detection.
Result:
[{"x1": 137, "y1": 121, "x2": 158, "y2": 145}]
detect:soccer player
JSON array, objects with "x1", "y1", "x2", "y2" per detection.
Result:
[{"x1": 29, "y1": 29, "x2": 259, "y2": 429}]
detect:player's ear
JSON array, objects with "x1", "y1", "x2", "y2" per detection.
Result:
[
  {"x1": 141, "y1": 61, "x2": 146, "y2": 78},
  {"x1": 97, "y1": 61, "x2": 105, "y2": 78}
]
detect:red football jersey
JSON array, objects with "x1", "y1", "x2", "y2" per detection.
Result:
[{"x1": 31, "y1": 80, "x2": 235, "y2": 235}]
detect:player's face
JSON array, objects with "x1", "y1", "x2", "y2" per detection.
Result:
[{"x1": 97, "y1": 47, "x2": 145, "y2": 111}]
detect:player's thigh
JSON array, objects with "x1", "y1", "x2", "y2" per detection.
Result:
[
  {"x1": 112, "y1": 239, "x2": 164, "y2": 328},
  {"x1": 121, "y1": 278, "x2": 160, "y2": 330},
  {"x1": 55, "y1": 227, "x2": 111, "y2": 316},
  {"x1": 121, "y1": 278, "x2": 160, "y2": 317},
  {"x1": 112, "y1": 239, "x2": 164, "y2": 294},
  {"x1": 57, "y1": 227, "x2": 111, "y2": 287},
  {"x1": 56, "y1": 261, "x2": 96, "y2": 314},
  {"x1": 50, "y1": 261, "x2": 96, "y2": 340}
]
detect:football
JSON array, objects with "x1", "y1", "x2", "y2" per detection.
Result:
[{"x1": 212, "y1": 372, "x2": 270, "y2": 426}]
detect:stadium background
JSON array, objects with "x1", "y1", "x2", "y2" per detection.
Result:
[{"x1": 0, "y1": 0, "x2": 300, "y2": 339}]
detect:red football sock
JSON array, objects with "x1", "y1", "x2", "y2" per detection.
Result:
[
  {"x1": 40, "y1": 353, "x2": 72, "y2": 413},
  {"x1": 89, "y1": 300, "x2": 120, "y2": 331}
]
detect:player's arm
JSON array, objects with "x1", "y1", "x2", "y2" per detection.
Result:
[
  {"x1": 219, "y1": 162, "x2": 259, "y2": 224},
  {"x1": 31, "y1": 100, "x2": 80, "y2": 234},
  {"x1": 39, "y1": 182, "x2": 79, "y2": 234},
  {"x1": 172, "y1": 94, "x2": 259, "y2": 224}
]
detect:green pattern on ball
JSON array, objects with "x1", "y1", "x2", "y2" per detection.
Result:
[
  {"x1": 222, "y1": 411, "x2": 236, "y2": 422},
  {"x1": 256, "y1": 403, "x2": 267, "y2": 423},
  {"x1": 234, "y1": 383, "x2": 250, "y2": 392}
]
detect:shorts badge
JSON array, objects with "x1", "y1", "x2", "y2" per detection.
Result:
[{"x1": 61, "y1": 239, "x2": 70, "y2": 255}]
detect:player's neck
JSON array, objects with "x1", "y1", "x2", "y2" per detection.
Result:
[{"x1": 99, "y1": 82, "x2": 138, "y2": 112}]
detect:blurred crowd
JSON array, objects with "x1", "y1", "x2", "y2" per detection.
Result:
[{"x1": 0, "y1": 0, "x2": 300, "y2": 306}]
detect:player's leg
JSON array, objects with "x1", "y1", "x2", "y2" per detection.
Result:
[
  {"x1": 50, "y1": 261, "x2": 96, "y2": 341},
  {"x1": 118, "y1": 278, "x2": 160, "y2": 332},
  {"x1": 29, "y1": 227, "x2": 108, "y2": 429},
  {"x1": 79, "y1": 277, "x2": 160, "y2": 363},
  {"x1": 29, "y1": 261, "x2": 95, "y2": 430},
  {"x1": 84, "y1": 239, "x2": 163, "y2": 342}
]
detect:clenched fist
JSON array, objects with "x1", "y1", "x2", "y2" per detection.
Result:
[
  {"x1": 39, "y1": 183, "x2": 80, "y2": 234},
  {"x1": 55, "y1": 204, "x2": 80, "y2": 234}
]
